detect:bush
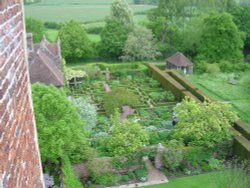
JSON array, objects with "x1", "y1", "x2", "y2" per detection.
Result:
[
  {"x1": 103, "y1": 87, "x2": 140, "y2": 115},
  {"x1": 194, "y1": 61, "x2": 208, "y2": 74},
  {"x1": 71, "y1": 97, "x2": 97, "y2": 132},
  {"x1": 162, "y1": 148, "x2": 183, "y2": 171},
  {"x1": 62, "y1": 157, "x2": 82, "y2": 188},
  {"x1": 93, "y1": 173, "x2": 119, "y2": 186},
  {"x1": 86, "y1": 26, "x2": 104, "y2": 34},
  {"x1": 219, "y1": 60, "x2": 234, "y2": 72},
  {"x1": 206, "y1": 63, "x2": 220, "y2": 75},
  {"x1": 135, "y1": 168, "x2": 147, "y2": 180},
  {"x1": 44, "y1": 22, "x2": 62, "y2": 29}
]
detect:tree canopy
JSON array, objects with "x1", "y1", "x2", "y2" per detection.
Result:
[
  {"x1": 173, "y1": 98, "x2": 238, "y2": 148},
  {"x1": 25, "y1": 17, "x2": 45, "y2": 43},
  {"x1": 32, "y1": 83, "x2": 88, "y2": 164},
  {"x1": 107, "y1": 111, "x2": 149, "y2": 156},
  {"x1": 122, "y1": 26, "x2": 160, "y2": 61},
  {"x1": 196, "y1": 12, "x2": 244, "y2": 63},
  {"x1": 58, "y1": 20, "x2": 92, "y2": 61}
]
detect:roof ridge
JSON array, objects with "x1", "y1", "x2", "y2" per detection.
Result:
[{"x1": 37, "y1": 49, "x2": 64, "y2": 85}]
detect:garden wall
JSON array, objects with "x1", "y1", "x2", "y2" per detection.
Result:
[
  {"x1": 0, "y1": 0, "x2": 44, "y2": 187},
  {"x1": 147, "y1": 63, "x2": 250, "y2": 160}
]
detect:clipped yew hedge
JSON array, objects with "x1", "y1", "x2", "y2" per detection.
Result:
[{"x1": 147, "y1": 64, "x2": 185, "y2": 101}]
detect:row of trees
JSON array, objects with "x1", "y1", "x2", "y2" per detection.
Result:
[{"x1": 25, "y1": 0, "x2": 250, "y2": 70}]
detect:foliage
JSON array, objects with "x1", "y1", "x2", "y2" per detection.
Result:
[
  {"x1": 173, "y1": 98, "x2": 238, "y2": 148},
  {"x1": 58, "y1": 20, "x2": 92, "y2": 61},
  {"x1": 107, "y1": 111, "x2": 149, "y2": 156},
  {"x1": 25, "y1": 17, "x2": 45, "y2": 43},
  {"x1": 103, "y1": 87, "x2": 140, "y2": 115},
  {"x1": 229, "y1": 6, "x2": 250, "y2": 47},
  {"x1": 44, "y1": 21, "x2": 62, "y2": 29},
  {"x1": 32, "y1": 83, "x2": 88, "y2": 164},
  {"x1": 62, "y1": 157, "x2": 83, "y2": 188},
  {"x1": 110, "y1": 0, "x2": 134, "y2": 30},
  {"x1": 99, "y1": 19, "x2": 128, "y2": 59},
  {"x1": 149, "y1": 91, "x2": 175, "y2": 102},
  {"x1": 122, "y1": 26, "x2": 160, "y2": 61},
  {"x1": 65, "y1": 68, "x2": 87, "y2": 81},
  {"x1": 196, "y1": 12, "x2": 243, "y2": 63},
  {"x1": 162, "y1": 148, "x2": 183, "y2": 171},
  {"x1": 205, "y1": 63, "x2": 220, "y2": 75},
  {"x1": 71, "y1": 97, "x2": 97, "y2": 132}
]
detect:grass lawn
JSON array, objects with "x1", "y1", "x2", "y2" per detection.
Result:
[
  {"x1": 143, "y1": 171, "x2": 249, "y2": 188},
  {"x1": 24, "y1": 0, "x2": 155, "y2": 22},
  {"x1": 187, "y1": 73, "x2": 250, "y2": 124}
]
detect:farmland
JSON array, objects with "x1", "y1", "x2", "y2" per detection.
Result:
[{"x1": 24, "y1": 0, "x2": 155, "y2": 22}]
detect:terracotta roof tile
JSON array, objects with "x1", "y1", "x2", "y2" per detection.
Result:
[{"x1": 166, "y1": 52, "x2": 193, "y2": 67}]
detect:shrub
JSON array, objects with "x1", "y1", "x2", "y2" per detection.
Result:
[
  {"x1": 135, "y1": 168, "x2": 147, "y2": 180},
  {"x1": 195, "y1": 61, "x2": 208, "y2": 74},
  {"x1": 107, "y1": 111, "x2": 149, "y2": 156},
  {"x1": 103, "y1": 87, "x2": 140, "y2": 115},
  {"x1": 206, "y1": 63, "x2": 220, "y2": 75},
  {"x1": 219, "y1": 60, "x2": 234, "y2": 72},
  {"x1": 62, "y1": 157, "x2": 82, "y2": 188},
  {"x1": 162, "y1": 148, "x2": 183, "y2": 171},
  {"x1": 86, "y1": 26, "x2": 104, "y2": 34},
  {"x1": 71, "y1": 97, "x2": 97, "y2": 132}
]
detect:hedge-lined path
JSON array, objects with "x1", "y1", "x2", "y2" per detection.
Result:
[{"x1": 106, "y1": 158, "x2": 168, "y2": 188}]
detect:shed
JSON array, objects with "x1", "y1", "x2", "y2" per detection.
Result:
[{"x1": 166, "y1": 52, "x2": 193, "y2": 74}]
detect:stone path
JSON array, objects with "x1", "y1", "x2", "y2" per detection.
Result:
[
  {"x1": 106, "y1": 158, "x2": 168, "y2": 188},
  {"x1": 120, "y1": 106, "x2": 135, "y2": 121}
]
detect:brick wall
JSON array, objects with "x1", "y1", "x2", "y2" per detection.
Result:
[{"x1": 0, "y1": 0, "x2": 44, "y2": 187}]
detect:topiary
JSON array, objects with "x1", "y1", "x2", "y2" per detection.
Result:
[{"x1": 103, "y1": 87, "x2": 140, "y2": 115}]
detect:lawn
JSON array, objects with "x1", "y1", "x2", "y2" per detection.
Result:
[
  {"x1": 24, "y1": 0, "x2": 155, "y2": 22},
  {"x1": 143, "y1": 171, "x2": 249, "y2": 188},
  {"x1": 188, "y1": 73, "x2": 250, "y2": 124}
]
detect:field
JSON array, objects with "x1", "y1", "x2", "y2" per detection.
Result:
[
  {"x1": 24, "y1": 0, "x2": 155, "y2": 22},
  {"x1": 188, "y1": 72, "x2": 250, "y2": 124}
]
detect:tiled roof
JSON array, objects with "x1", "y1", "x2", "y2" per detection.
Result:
[
  {"x1": 27, "y1": 34, "x2": 64, "y2": 86},
  {"x1": 166, "y1": 52, "x2": 193, "y2": 67}
]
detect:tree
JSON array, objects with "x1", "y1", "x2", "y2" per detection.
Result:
[
  {"x1": 229, "y1": 6, "x2": 250, "y2": 48},
  {"x1": 71, "y1": 97, "x2": 97, "y2": 132},
  {"x1": 107, "y1": 111, "x2": 149, "y2": 156},
  {"x1": 122, "y1": 26, "x2": 160, "y2": 61},
  {"x1": 58, "y1": 20, "x2": 92, "y2": 61},
  {"x1": 110, "y1": 0, "x2": 134, "y2": 30},
  {"x1": 25, "y1": 17, "x2": 45, "y2": 43},
  {"x1": 98, "y1": 19, "x2": 128, "y2": 59},
  {"x1": 99, "y1": 0, "x2": 134, "y2": 59},
  {"x1": 173, "y1": 98, "x2": 238, "y2": 148},
  {"x1": 196, "y1": 12, "x2": 244, "y2": 63},
  {"x1": 32, "y1": 83, "x2": 88, "y2": 165}
]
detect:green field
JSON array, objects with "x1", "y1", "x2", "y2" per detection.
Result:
[
  {"x1": 188, "y1": 73, "x2": 250, "y2": 124},
  {"x1": 24, "y1": 0, "x2": 155, "y2": 22},
  {"x1": 45, "y1": 29, "x2": 100, "y2": 43},
  {"x1": 143, "y1": 171, "x2": 249, "y2": 188}
]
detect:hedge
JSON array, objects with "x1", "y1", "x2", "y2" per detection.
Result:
[
  {"x1": 233, "y1": 120, "x2": 250, "y2": 141},
  {"x1": 146, "y1": 63, "x2": 250, "y2": 161},
  {"x1": 233, "y1": 135, "x2": 250, "y2": 160},
  {"x1": 147, "y1": 63, "x2": 186, "y2": 101}
]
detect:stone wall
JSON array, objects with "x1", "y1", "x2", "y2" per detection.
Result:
[{"x1": 0, "y1": 0, "x2": 44, "y2": 187}]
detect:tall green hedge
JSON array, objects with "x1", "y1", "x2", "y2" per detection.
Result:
[{"x1": 62, "y1": 157, "x2": 83, "y2": 188}]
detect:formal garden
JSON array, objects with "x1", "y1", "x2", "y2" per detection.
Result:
[{"x1": 25, "y1": 0, "x2": 250, "y2": 187}]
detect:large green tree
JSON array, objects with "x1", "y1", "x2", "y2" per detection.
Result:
[
  {"x1": 229, "y1": 6, "x2": 250, "y2": 48},
  {"x1": 196, "y1": 12, "x2": 244, "y2": 63},
  {"x1": 173, "y1": 98, "x2": 238, "y2": 148},
  {"x1": 107, "y1": 111, "x2": 149, "y2": 156},
  {"x1": 99, "y1": 0, "x2": 134, "y2": 59},
  {"x1": 98, "y1": 19, "x2": 128, "y2": 59},
  {"x1": 122, "y1": 26, "x2": 160, "y2": 61},
  {"x1": 25, "y1": 17, "x2": 45, "y2": 43},
  {"x1": 58, "y1": 20, "x2": 92, "y2": 61},
  {"x1": 32, "y1": 83, "x2": 88, "y2": 165}
]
